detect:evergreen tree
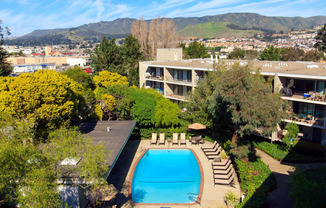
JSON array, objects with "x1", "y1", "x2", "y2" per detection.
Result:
[
  {"x1": 0, "y1": 21, "x2": 12, "y2": 76},
  {"x1": 91, "y1": 37, "x2": 123, "y2": 74},
  {"x1": 259, "y1": 45, "x2": 282, "y2": 61},
  {"x1": 121, "y1": 35, "x2": 142, "y2": 86},
  {"x1": 184, "y1": 62, "x2": 285, "y2": 143},
  {"x1": 186, "y1": 41, "x2": 210, "y2": 59}
]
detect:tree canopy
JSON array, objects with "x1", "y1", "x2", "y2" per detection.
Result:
[
  {"x1": 90, "y1": 35, "x2": 142, "y2": 85},
  {"x1": 228, "y1": 47, "x2": 245, "y2": 59},
  {"x1": 0, "y1": 70, "x2": 85, "y2": 138},
  {"x1": 91, "y1": 37, "x2": 123, "y2": 74},
  {"x1": 184, "y1": 62, "x2": 285, "y2": 142},
  {"x1": 120, "y1": 35, "x2": 142, "y2": 86},
  {"x1": 315, "y1": 24, "x2": 326, "y2": 53},
  {"x1": 0, "y1": 114, "x2": 108, "y2": 207},
  {"x1": 93, "y1": 70, "x2": 129, "y2": 88},
  {"x1": 0, "y1": 20, "x2": 12, "y2": 76},
  {"x1": 185, "y1": 41, "x2": 210, "y2": 59},
  {"x1": 259, "y1": 45, "x2": 282, "y2": 61}
]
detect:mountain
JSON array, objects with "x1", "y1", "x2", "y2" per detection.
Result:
[{"x1": 6, "y1": 13, "x2": 326, "y2": 45}]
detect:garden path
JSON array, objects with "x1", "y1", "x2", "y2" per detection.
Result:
[{"x1": 255, "y1": 148, "x2": 326, "y2": 208}]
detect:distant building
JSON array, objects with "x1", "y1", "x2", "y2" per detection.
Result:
[{"x1": 13, "y1": 62, "x2": 56, "y2": 73}]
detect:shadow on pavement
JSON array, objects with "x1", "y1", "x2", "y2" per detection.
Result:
[{"x1": 107, "y1": 139, "x2": 140, "y2": 208}]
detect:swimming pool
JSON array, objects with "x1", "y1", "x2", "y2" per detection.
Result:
[{"x1": 131, "y1": 149, "x2": 202, "y2": 204}]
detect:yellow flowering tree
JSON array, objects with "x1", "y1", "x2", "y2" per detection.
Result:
[
  {"x1": 0, "y1": 70, "x2": 84, "y2": 137},
  {"x1": 93, "y1": 70, "x2": 129, "y2": 88},
  {"x1": 93, "y1": 71, "x2": 128, "y2": 120}
]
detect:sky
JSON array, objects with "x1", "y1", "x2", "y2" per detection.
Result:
[{"x1": 1, "y1": 0, "x2": 326, "y2": 37}]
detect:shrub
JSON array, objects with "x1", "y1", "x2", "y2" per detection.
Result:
[
  {"x1": 138, "y1": 126, "x2": 188, "y2": 139},
  {"x1": 253, "y1": 140, "x2": 326, "y2": 162},
  {"x1": 253, "y1": 141, "x2": 287, "y2": 161},
  {"x1": 235, "y1": 156, "x2": 276, "y2": 208},
  {"x1": 224, "y1": 191, "x2": 239, "y2": 207}
]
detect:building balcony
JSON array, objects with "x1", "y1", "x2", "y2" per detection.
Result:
[
  {"x1": 281, "y1": 89, "x2": 326, "y2": 105},
  {"x1": 144, "y1": 75, "x2": 164, "y2": 82},
  {"x1": 165, "y1": 91, "x2": 186, "y2": 101},
  {"x1": 283, "y1": 112, "x2": 326, "y2": 129},
  {"x1": 165, "y1": 76, "x2": 192, "y2": 86}
]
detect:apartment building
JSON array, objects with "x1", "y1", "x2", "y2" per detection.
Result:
[{"x1": 139, "y1": 48, "x2": 326, "y2": 144}]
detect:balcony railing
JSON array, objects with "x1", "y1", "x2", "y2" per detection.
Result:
[
  {"x1": 165, "y1": 76, "x2": 192, "y2": 84},
  {"x1": 165, "y1": 91, "x2": 186, "y2": 100},
  {"x1": 144, "y1": 75, "x2": 164, "y2": 81},
  {"x1": 281, "y1": 88, "x2": 326, "y2": 102},
  {"x1": 286, "y1": 111, "x2": 325, "y2": 127}
]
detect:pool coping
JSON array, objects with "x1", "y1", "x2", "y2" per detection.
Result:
[{"x1": 128, "y1": 148, "x2": 204, "y2": 206}]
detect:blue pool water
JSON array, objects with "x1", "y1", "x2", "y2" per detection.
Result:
[{"x1": 131, "y1": 149, "x2": 201, "y2": 203}]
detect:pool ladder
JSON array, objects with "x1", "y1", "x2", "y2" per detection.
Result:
[{"x1": 188, "y1": 193, "x2": 200, "y2": 203}]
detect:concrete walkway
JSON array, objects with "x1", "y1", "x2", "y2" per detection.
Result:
[{"x1": 255, "y1": 148, "x2": 326, "y2": 208}]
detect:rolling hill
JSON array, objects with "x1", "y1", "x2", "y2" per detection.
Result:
[
  {"x1": 178, "y1": 22, "x2": 264, "y2": 38},
  {"x1": 6, "y1": 13, "x2": 326, "y2": 45}
]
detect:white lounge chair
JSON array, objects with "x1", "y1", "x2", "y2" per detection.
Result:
[
  {"x1": 180, "y1": 133, "x2": 186, "y2": 145},
  {"x1": 151, "y1": 133, "x2": 157, "y2": 145},
  {"x1": 159, "y1": 133, "x2": 165, "y2": 145},
  {"x1": 214, "y1": 173, "x2": 235, "y2": 185},
  {"x1": 173, "y1": 133, "x2": 179, "y2": 145},
  {"x1": 214, "y1": 168, "x2": 235, "y2": 179},
  {"x1": 203, "y1": 144, "x2": 220, "y2": 153}
]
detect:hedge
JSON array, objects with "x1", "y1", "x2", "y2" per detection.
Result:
[
  {"x1": 253, "y1": 141, "x2": 326, "y2": 163},
  {"x1": 235, "y1": 155, "x2": 276, "y2": 208}
]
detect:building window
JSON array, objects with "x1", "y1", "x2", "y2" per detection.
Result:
[{"x1": 173, "y1": 69, "x2": 192, "y2": 82}]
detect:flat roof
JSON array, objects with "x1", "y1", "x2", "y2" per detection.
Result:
[
  {"x1": 142, "y1": 59, "x2": 326, "y2": 79},
  {"x1": 79, "y1": 120, "x2": 136, "y2": 178}
]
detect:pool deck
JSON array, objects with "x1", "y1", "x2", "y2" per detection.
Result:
[{"x1": 108, "y1": 139, "x2": 241, "y2": 208}]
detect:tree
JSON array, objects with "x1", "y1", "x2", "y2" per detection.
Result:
[
  {"x1": 147, "y1": 89, "x2": 180, "y2": 127},
  {"x1": 303, "y1": 50, "x2": 324, "y2": 61},
  {"x1": 259, "y1": 45, "x2": 282, "y2": 61},
  {"x1": 281, "y1": 47, "x2": 304, "y2": 61},
  {"x1": 132, "y1": 17, "x2": 179, "y2": 60},
  {"x1": 131, "y1": 18, "x2": 149, "y2": 60},
  {"x1": 129, "y1": 89, "x2": 156, "y2": 127},
  {"x1": 93, "y1": 70, "x2": 129, "y2": 88},
  {"x1": 0, "y1": 70, "x2": 85, "y2": 138},
  {"x1": 185, "y1": 41, "x2": 210, "y2": 59},
  {"x1": 121, "y1": 35, "x2": 142, "y2": 86},
  {"x1": 91, "y1": 37, "x2": 123, "y2": 73},
  {"x1": 0, "y1": 111, "x2": 110, "y2": 207},
  {"x1": 282, "y1": 122, "x2": 299, "y2": 151},
  {"x1": 228, "y1": 47, "x2": 245, "y2": 59},
  {"x1": 181, "y1": 73, "x2": 214, "y2": 129},
  {"x1": 186, "y1": 62, "x2": 285, "y2": 143},
  {"x1": 0, "y1": 20, "x2": 12, "y2": 76},
  {"x1": 62, "y1": 66, "x2": 95, "y2": 110},
  {"x1": 0, "y1": 113, "x2": 62, "y2": 207},
  {"x1": 315, "y1": 24, "x2": 326, "y2": 52}
]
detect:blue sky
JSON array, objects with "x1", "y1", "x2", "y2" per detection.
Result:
[{"x1": 1, "y1": 0, "x2": 326, "y2": 36}]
